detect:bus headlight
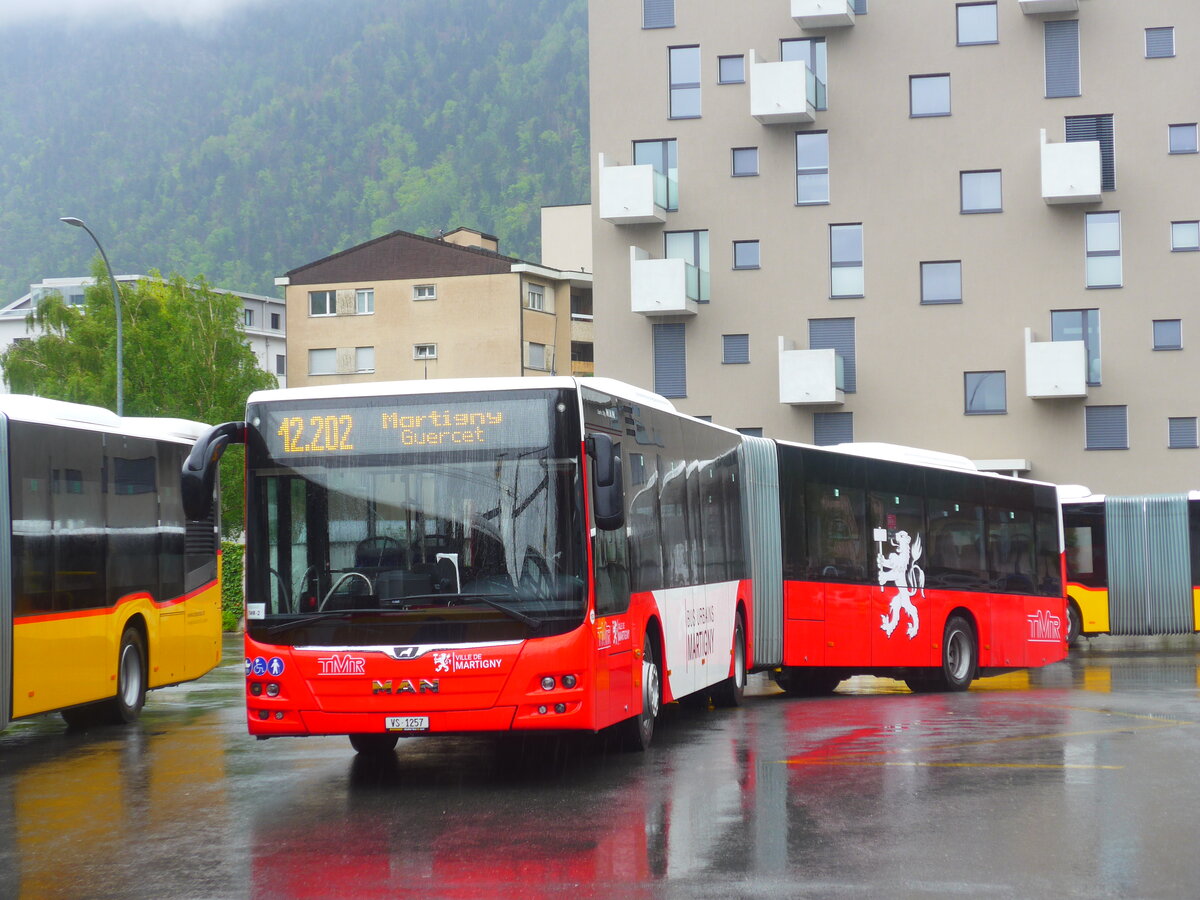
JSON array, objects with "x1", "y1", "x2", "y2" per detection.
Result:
[{"x1": 541, "y1": 676, "x2": 556, "y2": 691}]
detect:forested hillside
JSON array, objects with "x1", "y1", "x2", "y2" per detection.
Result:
[{"x1": 0, "y1": 0, "x2": 589, "y2": 301}]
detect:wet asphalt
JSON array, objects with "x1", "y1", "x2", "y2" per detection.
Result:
[{"x1": 2, "y1": 634, "x2": 1199, "y2": 899}]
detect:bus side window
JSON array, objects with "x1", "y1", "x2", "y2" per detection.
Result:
[{"x1": 594, "y1": 526, "x2": 630, "y2": 617}]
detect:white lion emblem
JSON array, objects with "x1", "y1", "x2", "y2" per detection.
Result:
[{"x1": 877, "y1": 529, "x2": 925, "y2": 639}]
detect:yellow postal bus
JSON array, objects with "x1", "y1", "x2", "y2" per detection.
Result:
[{"x1": 0, "y1": 396, "x2": 220, "y2": 730}]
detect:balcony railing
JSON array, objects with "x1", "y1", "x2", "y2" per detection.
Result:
[
  {"x1": 1040, "y1": 129, "x2": 1101, "y2": 205},
  {"x1": 1019, "y1": 0, "x2": 1080, "y2": 15},
  {"x1": 778, "y1": 340, "x2": 844, "y2": 405},
  {"x1": 630, "y1": 248, "x2": 701, "y2": 317},
  {"x1": 598, "y1": 153, "x2": 667, "y2": 225},
  {"x1": 749, "y1": 52, "x2": 824, "y2": 125},
  {"x1": 791, "y1": 0, "x2": 855, "y2": 29},
  {"x1": 1024, "y1": 328, "x2": 1087, "y2": 399}
]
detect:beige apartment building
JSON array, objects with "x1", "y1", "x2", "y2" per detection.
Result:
[
  {"x1": 277, "y1": 227, "x2": 592, "y2": 386},
  {"x1": 589, "y1": 0, "x2": 1200, "y2": 494}
]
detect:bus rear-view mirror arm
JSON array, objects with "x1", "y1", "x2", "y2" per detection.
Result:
[
  {"x1": 182, "y1": 421, "x2": 247, "y2": 521},
  {"x1": 586, "y1": 432, "x2": 624, "y2": 532}
]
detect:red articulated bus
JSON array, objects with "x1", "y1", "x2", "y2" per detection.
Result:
[{"x1": 182, "y1": 377, "x2": 1066, "y2": 756}]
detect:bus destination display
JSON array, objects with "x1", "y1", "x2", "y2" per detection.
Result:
[{"x1": 256, "y1": 396, "x2": 551, "y2": 458}]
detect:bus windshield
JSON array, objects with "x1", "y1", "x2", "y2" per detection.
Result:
[{"x1": 243, "y1": 389, "x2": 586, "y2": 646}]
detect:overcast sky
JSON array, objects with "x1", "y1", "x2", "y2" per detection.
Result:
[{"x1": 0, "y1": 0, "x2": 267, "y2": 26}]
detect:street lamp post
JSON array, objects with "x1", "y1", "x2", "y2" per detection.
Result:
[{"x1": 60, "y1": 216, "x2": 124, "y2": 416}]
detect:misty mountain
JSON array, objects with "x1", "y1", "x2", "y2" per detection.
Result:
[{"x1": 0, "y1": 0, "x2": 589, "y2": 301}]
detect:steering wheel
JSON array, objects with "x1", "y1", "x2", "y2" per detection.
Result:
[{"x1": 356, "y1": 535, "x2": 402, "y2": 567}]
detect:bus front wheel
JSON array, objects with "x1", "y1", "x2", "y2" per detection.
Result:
[
  {"x1": 711, "y1": 615, "x2": 747, "y2": 708},
  {"x1": 1066, "y1": 601, "x2": 1082, "y2": 645},
  {"x1": 620, "y1": 635, "x2": 661, "y2": 751},
  {"x1": 105, "y1": 627, "x2": 148, "y2": 724}
]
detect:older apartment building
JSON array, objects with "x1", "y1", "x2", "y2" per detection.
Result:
[
  {"x1": 278, "y1": 227, "x2": 593, "y2": 387},
  {"x1": 589, "y1": 0, "x2": 1200, "y2": 494}
]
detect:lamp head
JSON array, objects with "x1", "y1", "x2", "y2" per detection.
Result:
[{"x1": 60, "y1": 216, "x2": 85, "y2": 228}]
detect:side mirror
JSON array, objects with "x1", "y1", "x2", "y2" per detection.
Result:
[
  {"x1": 182, "y1": 421, "x2": 247, "y2": 520},
  {"x1": 586, "y1": 432, "x2": 624, "y2": 531}
]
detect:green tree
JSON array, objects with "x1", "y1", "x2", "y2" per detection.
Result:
[{"x1": 0, "y1": 259, "x2": 275, "y2": 535}]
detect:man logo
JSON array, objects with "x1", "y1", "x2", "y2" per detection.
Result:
[{"x1": 394, "y1": 646, "x2": 421, "y2": 659}]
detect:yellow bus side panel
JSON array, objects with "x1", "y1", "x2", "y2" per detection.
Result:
[{"x1": 1067, "y1": 583, "x2": 1110, "y2": 635}]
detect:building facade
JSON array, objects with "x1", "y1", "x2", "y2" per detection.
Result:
[
  {"x1": 277, "y1": 227, "x2": 591, "y2": 387},
  {"x1": 0, "y1": 275, "x2": 287, "y2": 390},
  {"x1": 589, "y1": 0, "x2": 1200, "y2": 494}
]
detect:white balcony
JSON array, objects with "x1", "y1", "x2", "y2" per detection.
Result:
[
  {"x1": 598, "y1": 153, "x2": 668, "y2": 225},
  {"x1": 1019, "y1": 0, "x2": 1079, "y2": 14},
  {"x1": 749, "y1": 51, "x2": 821, "y2": 125},
  {"x1": 630, "y1": 247, "x2": 699, "y2": 317},
  {"x1": 779, "y1": 339, "x2": 844, "y2": 405},
  {"x1": 791, "y1": 0, "x2": 855, "y2": 29},
  {"x1": 1040, "y1": 129, "x2": 1101, "y2": 205},
  {"x1": 1025, "y1": 328, "x2": 1087, "y2": 399}
]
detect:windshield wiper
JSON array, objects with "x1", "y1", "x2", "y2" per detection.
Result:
[
  {"x1": 264, "y1": 610, "x2": 353, "y2": 635},
  {"x1": 388, "y1": 592, "x2": 542, "y2": 629}
]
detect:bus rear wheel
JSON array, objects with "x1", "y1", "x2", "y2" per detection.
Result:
[
  {"x1": 1066, "y1": 601, "x2": 1082, "y2": 645},
  {"x1": 908, "y1": 615, "x2": 976, "y2": 692},
  {"x1": 620, "y1": 635, "x2": 661, "y2": 751},
  {"x1": 711, "y1": 615, "x2": 747, "y2": 708},
  {"x1": 775, "y1": 667, "x2": 841, "y2": 697}
]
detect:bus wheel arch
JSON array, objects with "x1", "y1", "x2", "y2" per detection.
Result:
[{"x1": 939, "y1": 610, "x2": 978, "y2": 691}]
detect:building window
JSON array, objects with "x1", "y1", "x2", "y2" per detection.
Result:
[
  {"x1": 736, "y1": 427, "x2": 764, "y2": 437},
  {"x1": 653, "y1": 322, "x2": 686, "y2": 398},
  {"x1": 809, "y1": 317, "x2": 856, "y2": 393},
  {"x1": 308, "y1": 348, "x2": 335, "y2": 375},
  {"x1": 781, "y1": 38, "x2": 827, "y2": 110},
  {"x1": 355, "y1": 346, "x2": 375, "y2": 373},
  {"x1": 718, "y1": 55, "x2": 745, "y2": 84},
  {"x1": 634, "y1": 139, "x2": 679, "y2": 211},
  {"x1": 526, "y1": 284, "x2": 546, "y2": 311},
  {"x1": 1086, "y1": 211, "x2": 1122, "y2": 288},
  {"x1": 1168, "y1": 417, "x2": 1198, "y2": 449},
  {"x1": 669, "y1": 45, "x2": 701, "y2": 118},
  {"x1": 665, "y1": 230, "x2": 709, "y2": 302},
  {"x1": 814, "y1": 412, "x2": 852, "y2": 446},
  {"x1": 1052, "y1": 309, "x2": 1102, "y2": 386},
  {"x1": 526, "y1": 342, "x2": 548, "y2": 371},
  {"x1": 1066, "y1": 115, "x2": 1115, "y2": 191},
  {"x1": 964, "y1": 371, "x2": 1006, "y2": 415},
  {"x1": 723, "y1": 334, "x2": 750, "y2": 365},
  {"x1": 244, "y1": 308, "x2": 255, "y2": 327},
  {"x1": 270, "y1": 312, "x2": 281, "y2": 330},
  {"x1": 571, "y1": 290, "x2": 593, "y2": 319},
  {"x1": 732, "y1": 147, "x2": 759, "y2": 177},
  {"x1": 830, "y1": 224, "x2": 864, "y2": 298},
  {"x1": 957, "y1": 2, "x2": 997, "y2": 45},
  {"x1": 910, "y1": 74, "x2": 950, "y2": 117},
  {"x1": 921, "y1": 261, "x2": 963, "y2": 304},
  {"x1": 308, "y1": 290, "x2": 335, "y2": 316},
  {"x1": 1044, "y1": 19, "x2": 1080, "y2": 98},
  {"x1": 413, "y1": 343, "x2": 437, "y2": 360},
  {"x1": 1169, "y1": 124, "x2": 1198, "y2": 154},
  {"x1": 733, "y1": 240, "x2": 760, "y2": 270},
  {"x1": 1153, "y1": 319, "x2": 1182, "y2": 351},
  {"x1": 643, "y1": 0, "x2": 673, "y2": 28},
  {"x1": 275, "y1": 354, "x2": 285, "y2": 376},
  {"x1": 960, "y1": 170, "x2": 1002, "y2": 213},
  {"x1": 1085, "y1": 405, "x2": 1128, "y2": 451},
  {"x1": 1146, "y1": 26, "x2": 1175, "y2": 59},
  {"x1": 356, "y1": 288, "x2": 374, "y2": 314},
  {"x1": 413, "y1": 284, "x2": 437, "y2": 301},
  {"x1": 796, "y1": 131, "x2": 829, "y2": 204},
  {"x1": 1172, "y1": 221, "x2": 1200, "y2": 251}
]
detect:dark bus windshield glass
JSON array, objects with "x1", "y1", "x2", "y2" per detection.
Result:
[{"x1": 244, "y1": 389, "x2": 586, "y2": 646}]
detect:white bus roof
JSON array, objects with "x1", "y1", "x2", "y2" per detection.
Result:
[
  {"x1": 246, "y1": 376, "x2": 680, "y2": 415},
  {"x1": 0, "y1": 395, "x2": 208, "y2": 443}
]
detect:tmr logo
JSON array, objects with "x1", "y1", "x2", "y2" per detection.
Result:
[
  {"x1": 1028, "y1": 609, "x2": 1063, "y2": 643},
  {"x1": 317, "y1": 655, "x2": 366, "y2": 675},
  {"x1": 372, "y1": 679, "x2": 440, "y2": 695}
]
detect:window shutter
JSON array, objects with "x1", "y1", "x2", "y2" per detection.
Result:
[
  {"x1": 1044, "y1": 19, "x2": 1080, "y2": 98},
  {"x1": 723, "y1": 334, "x2": 750, "y2": 364},
  {"x1": 643, "y1": 0, "x2": 674, "y2": 29},
  {"x1": 853, "y1": 0, "x2": 868, "y2": 13},
  {"x1": 814, "y1": 412, "x2": 853, "y2": 446},
  {"x1": 1085, "y1": 405, "x2": 1128, "y2": 450},
  {"x1": 1066, "y1": 114, "x2": 1115, "y2": 191},
  {"x1": 653, "y1": 323, "x2": 686, "y2": 398},
  {"x1": 1146, "y1": 27, "x2": 1174, "y2": 59},
  {"x1": 808, "y1": 317, "x2": 856, "y2": 393},
  {"x1": 1168, "y1": 417, "x2": 1197, "y2": 449}
]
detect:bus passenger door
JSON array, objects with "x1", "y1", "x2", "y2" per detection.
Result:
[{"x1": 592, "y1": 524, "x2": 633, "y2": 729}]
